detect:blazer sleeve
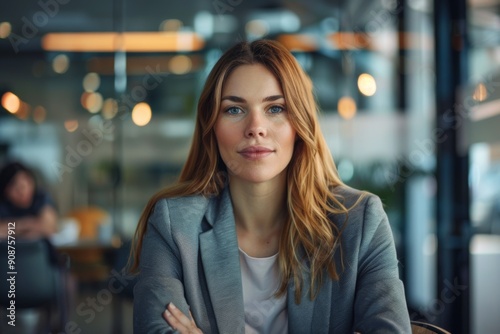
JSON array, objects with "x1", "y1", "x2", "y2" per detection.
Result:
[
  {"x1": 133, "y1": 199, "x2": 192, "y2": 334},
  {"x1": 352, "y1": 195, "x2": 411, "y2": 333}
]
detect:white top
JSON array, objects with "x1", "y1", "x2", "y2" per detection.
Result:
[{"x1": 239, "y1": 248, "x2": 288, "y2": 334}]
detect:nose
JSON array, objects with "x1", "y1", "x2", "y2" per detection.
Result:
[{"x1": 245, "y1": 111, "x2": 267, "y2": 138}]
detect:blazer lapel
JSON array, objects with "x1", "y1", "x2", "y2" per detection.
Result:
[
  {"x1": 287, "y1": 269, "x2": 314, "y2": 334},
  {"x1": 199, "y1": 188, "x2": 245, "y2": 333},
  {"x1": 287, "y1": 254, "x2": 332, "y2": 334}
]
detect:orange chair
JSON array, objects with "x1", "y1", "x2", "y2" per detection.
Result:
[
  {"x1": 61, "y1": 207, "x2": 114, "y2": 282},
  {"x1": 66, "y1": 206, "x2": 110, "y2": 240}
]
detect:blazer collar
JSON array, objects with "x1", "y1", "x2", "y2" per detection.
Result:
[{"x1": 199, "y1": 187, "x2": 246, "y2": 333}]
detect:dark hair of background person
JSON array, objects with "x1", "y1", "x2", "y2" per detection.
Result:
[{"x1": 0, "y1": 161, "x2": 37, "y2": 201}]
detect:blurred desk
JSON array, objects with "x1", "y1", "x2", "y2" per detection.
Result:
[{"x1": 57, "y1": 239, "x2": 121, "y2": 282}]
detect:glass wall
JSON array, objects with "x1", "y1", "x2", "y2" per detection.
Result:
[
  {"x1": 1, "y1": 0, "x2": 499, "y2": 332},
  {"x1": 1, "y1": 0, "x2": 418, "y2": 245},
  {"x1": 468, "y1": 0, "x2": 500, "y2": 333}
]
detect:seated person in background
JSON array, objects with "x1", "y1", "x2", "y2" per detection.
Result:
[{"x1": 0, "y1": 161, "x2": 58, "y2": 239}]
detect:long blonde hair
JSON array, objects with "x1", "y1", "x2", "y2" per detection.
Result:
[{"x1": 131, "y1": 40, "x2": 351, "y2": 303}]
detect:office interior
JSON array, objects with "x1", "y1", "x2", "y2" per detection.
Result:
[{"x1": 0, "y1": 0, "x2": 499, "y2": 333}]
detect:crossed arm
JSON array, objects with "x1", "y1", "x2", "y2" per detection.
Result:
[{"x1": 0, "y1": 205, "x2": 58, "y2": 239}]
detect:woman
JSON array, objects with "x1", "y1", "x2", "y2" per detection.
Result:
[
  {"x1": 131, "y1": 40, "x2": 411, "y2": 333},
  {"x1": 0, "y1": 161, "x2": 58, "y2": 239}
]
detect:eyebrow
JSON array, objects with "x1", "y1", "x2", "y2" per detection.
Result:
[{"x1": 221, "y1": 95, "x2": 284, "y2": 103}]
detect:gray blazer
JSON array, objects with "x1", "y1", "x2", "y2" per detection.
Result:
[{"x1": 133, "y1": 186, "x2": 411, "y2": 333}]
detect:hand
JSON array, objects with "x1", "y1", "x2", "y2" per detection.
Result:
[
  {"x1": 15, "y1": 218, "x2": 40, "y2": 238},
  {"x1": 163, "y1": 303, "x2": 203, "y2": 334}
]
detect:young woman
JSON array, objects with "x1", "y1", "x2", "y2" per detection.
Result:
[
  {"x1": 0, "y1": 161, "x2": 58, "y2": 239},
  {"x1": 131, "y1": 40, "x2": 411, "y2": 333}
]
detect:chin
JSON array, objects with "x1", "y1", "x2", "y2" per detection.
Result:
[
  {"x1": 230, "y1": 169, "x2": 286, "y2": 185},
  {"x1": 14, "y1": 198, "x2": 32, "y2": 208}
]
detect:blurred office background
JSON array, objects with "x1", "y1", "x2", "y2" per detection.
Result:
[{"x1": 0, "y1": 0, "x2": 499, "y2": 333}]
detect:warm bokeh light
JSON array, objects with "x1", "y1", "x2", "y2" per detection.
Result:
[
  {"x1": 102, "y1": 98, "x2": 118, "y2": 119},
  {"x1": 277, "y1": 34, "x2": 317, "y2": 52},
  {"x1": 33, "y1": 106, "x2": 47, "y2": 123},
  {"x1": 82, "y1": 92, "x2": 103, "y2": 113},
  {"x1": 64, "y1": 120, "x2": 79, "y2": 132},
  {"x1": 160, "y1": 19, "x2": 183, "y2": 31},
  {"x1": 245, "y1": 20, "x2": 269, "y2": 38},
  {"x1": 328, "y1": 32, "x2": 370, "y2": 50},
  {"x1": 80, "y1": 92, "x2": 91, "y2": 109},
  {"x1": 358, "y1": 73, "x2": 377, "y2": 96},
  {"x1": 1, "y1": 92, "x2": 21, "y2": 114},
  {"x1": 473, "y1": 83, "x2": 488, "y2": 102},
  {"x1": 132, "y1": 102, "x2": 152, "y2": 126},
  {"x1": 52, "y1": 54, "x2": 70, "y2": 74},
  {"x1": 42, "y1": 32, "x2": 204, "y2": 52},
  {"x1": 169, "y1": 55, "x2": 192, "y2": 75},
  {"x1": 15, "y1": 102, "x2": 31, "y2": 120},
  {"x1": 83, "y1": 72, "x2": 101, "y2": 92},
  {"x1": 0, "y1": 22, "x2": 12, "y2": 39},
  {"x1": 337, "y1": 96, "x2": 357, "y2": 120}
]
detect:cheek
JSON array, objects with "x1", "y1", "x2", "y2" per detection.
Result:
[
  {"x1": 290, "y1": 129, "x2": 297, "y2": 146},
  {"x1": 215, "y1": 122, "x2": 238, "y2": 152},
  {"x1": 5, "y1": 190, "x2": 16, "y2": 202},
  {"x1": 23, "y1": 186, "x2": 34, "y2": 198},
  {"x1": 280, "y1": 124, "x2": 297, "y2": 151}
]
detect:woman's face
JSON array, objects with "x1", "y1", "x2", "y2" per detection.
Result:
[
  {"x1": 214, "y1": 64, "x2": 296, "y2": 185},
  {"x1": 5, "y1": 171, "x2": 35, "y2": 208}
]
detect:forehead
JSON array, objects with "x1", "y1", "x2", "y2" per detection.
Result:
[
  {"x1": 10, "y1": 171, "x2": 32, "y2": 185},
  {"x1": 221, "y1": 64, "x2": 283, "y2": 97}
]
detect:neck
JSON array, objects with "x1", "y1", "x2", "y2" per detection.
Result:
[{"x1": 228, "y1": 174, "x2": 288, "y2": 234}]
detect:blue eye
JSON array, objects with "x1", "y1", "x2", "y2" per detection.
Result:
[
  {"x1": 269, "y1": 105, "x2": 284, "y2": 114},
  {"x1": 225, "y1": 106, "x2": 242, "y2": 115}
]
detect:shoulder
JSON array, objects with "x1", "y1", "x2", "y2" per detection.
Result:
[
  {"x1": 144, "y1": 195, "x2": 206, "y2": 245},
  {"x1": 331, "y1": 185, "x2": 384, "y2": 216},
  {"x1": 149, "y1": 186, "x2": 232, "y2": 225},
  {"x1": 330, "y1": 185, "x2": 389, "y2": 240},
  {"x1": 150, "y1": 193, "x2": 211, "y2": 225}
]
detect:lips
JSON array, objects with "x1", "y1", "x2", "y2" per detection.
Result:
[{"x1": 238, "y1": 146, "x2": 274, "y2": 160}]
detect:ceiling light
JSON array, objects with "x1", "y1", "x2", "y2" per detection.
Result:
[
  {"x1": 83, "y1": 72, "x2": 101, "y2": 92},
  {"x1": 64, "y1": 120, "x2": 79, "y2": 132},
  {"x1": 169, "y1": 55, "x2": 192, "y2": 74},
  {"x1": 52, "y1": 54, "x2": 70, "y2": 74},
  {"x1": 358, "y1": 73, "x2": 377, "y2": 96},
  {"x1": 132, "y1": 102, "x2": 152, "y2": 126},
  {"x1": 338, "y1": 96, "x2": 357, "y2": 120},
  {"x1": 0, "y1": 22, "x2": 12, "y2": 39},
  {"x1": 42, "y1": 31, "x2": 204, "y2": 52},
  {"x1": 1, "y1": 92, "x2": 21, "y2": 114}
]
